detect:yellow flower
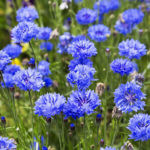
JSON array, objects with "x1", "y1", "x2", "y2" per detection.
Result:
[
  {"x1": 21, "y1": 43, "x2": 29, "y2": 53},
  {"x1": 12, "y1": 58, "x2": 22, "y2": 67}
]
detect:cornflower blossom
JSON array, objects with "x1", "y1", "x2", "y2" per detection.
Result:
[
  {"x1": 11, "y1": 21, "x2": 39, "y2": 43},
  {"x1": 0, "y1": 51, "x2": 11, "y2": 71},
  {"x1": 114, "y1": 82, "x2": 146, "y2": 113},
  {"x1": 14, "y1": 68, "x2": 44, "y2": 91},
  {"x1": 64, "y1": 90, "x2": 101, "y2": 119},
  {"x1": 118, "y1": 39, "x2": 147, "y2": 59},
  {"x1": 88, "y1": 24, "x2": 111, "y2": 42},
  {"x1": 16, "y1": 6, "x2": 39, "y2": 22},
  {"x1": 76, "y1": 8, "x2": 97, "y2": 25},
  {"x1": 127, "y1": 113, "x2": 150, "y2": 141},
  {"x1": 67, "y1": 65, "x2": 96, "y2": 90},
  {"x1": 34, "y1": 93, "x2": 66, "y2": 118},
  {"x1": 3, "y1": 44, "x2": 22, "y2": 59}
]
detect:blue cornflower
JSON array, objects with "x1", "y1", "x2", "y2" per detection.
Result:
[
  {"x1": 67, "y1": 36, "x2": 97, "y2": 58},
  {"x1": 3, "y1": 44, "x2": 22, "y2": 59},
  {"x1": 115, "y1": 20, "x2": 133, "y2": 35},
  {"x1": 64, "y1": 90, "x2": 101, "y2": 119},
  {"x1": 88, "y1": 24, "x2": 111, "y2": 42},
  {"x1": 34, "y1": 93, "x2": 66, "y2": 118},
  {"x1": 58, "y1": 33, "x2": 72, "y2": 51},
  {"x1": 76, "y1": 8, "x2": 97, "y2": 25},
  {"x1": 40, "y1": 42, "x2": 53, "y2": 51},
  {"x1": 57, "y1": 32, "x2": 73, "y2": 54},
  {"x1": 122, "y1": 9, "x2": 144, "y2": 26},
  {"x1": 38, "y1": 60, "x2": 51, "y2": 76},
  {"x1": 0, "y1": 136, "x2": 17, "y2": 149},
  {"x1": 69, "y1": 58, "x2": 93, "y2": 71},
  {"x1": 16, "y1": 6, "x2": 39, "y2": 22},
  {"x1": 1, "y1": 73, "x2": 14, "y2": 88},
  {"x1": 115, "y1": 8, "x2": 144, "y2": 35},
  {"x1": 67, "y1": 65, "x2": 96, "y2": 90},
  {"x1": 110, "y1": 58, "x2": 135, "y2": 76},
  {"x1": 28, "y1": 58, "x2": 35, "y2": 66},
  {"x1": 109, "y1": 0, "x2": 120, "y2": 11},
  {"x1": 4, "y1": 65, "x2": 20, "y2": 75},
  {"x1": 94, "y1": 0, "x2": 110, "y2": 15},
  {"x1": 11, "y1": 21, "x2": 39, "y2": 43},
  {"x1": 13, "y1": 68, "x2": 44, "y2": 91},
  {"x1": 43, "y1": 77, "x2": 53, "y2": 87},
  {"x1": 114, "y1": 82, "x2": 146, "y2": 113},
  {"x1": 127, "y1": 113, "x2": 150, "y2": 141},
  {"x1": 118, "y1": 39, "x2": 147, "y2": 59},
  {"x1": 74, "y1": 0, "x2": 83, "y2": 3},
  {"x1": 37, "y1": 27, "x2": 52, "y2": 40},
  {"x1": 0, "y1": 51, "x2": 11, "y2": 71},
  {"x1": 100, "y1": 146, "x2": 116, "y2": 150}
]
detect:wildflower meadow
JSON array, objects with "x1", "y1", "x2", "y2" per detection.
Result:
[{"x1": 0, "y1": 0, "x2": 150, "y2": 149}]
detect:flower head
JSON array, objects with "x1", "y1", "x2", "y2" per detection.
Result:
[
  {"x1": 115, "y1": 20, "x2": 133, "y2": 35},
  {"x1": 67, "y1": 36, "x2": 97, "y2": 58},
  {"x1": 110, "y1": 58, "x2": 135, "y2": 76},
  {"x1": 122, "y1": 9, "x2": 144, "y2": 26},
  {"x1": 16, "y1": 6, "x2": 39, "y2": 22},
  {"x1": 114, "y1": 82, "x2": 146, "y2": 113},
  {"x1": 76, "y1": 8, "x2": 97, "y2": 25},
  {"x1": 1, "y1": 73, "x2": 14, "y2": 88},
  {"x1": 34, "y1": 93, "x2": 66, "y2": 118},
  {"x1": 67, "y1": 65, "x2": 96, "y2": 90},
  {"x1": 69, "y1": 58, "x2": 93, "y2": 71},
  {"x1": 0, "y1": 136, "x2": 17, "y2": 149},
  {"x1": 11, "y1": 21, "x2": 39, "y2": 43},
  {"x1": 57, "y1": 32, "x2": 73, "y2": 54},
  {"x1": 37, "y1": 27, "x2": 52, "y2": 40},
  {"x1": 118, "y1": 39, "x2": 147, "y2": 59},
  {"x1": 43, "y1": 77, "x2": 53, "y2": 87},
  {"x1": 64, "y1": 90, "x2": 101, "y2": 119},
  {"x1": 3, "y1": 44, "x2": 22, "y2": 59},
  {"x1": 38, "y1": 60, "x2": 51, "y2": 76},
  {"x1": 0, "y1": 51, "x2": 11, "y2": 71},
  {"x1": 74, "y1": 0, "x2": 83, "y2": 3},
  {"x1": 14, "y1": 68, "x2": 44, "y2": 91},
  {"x1": 40, "y1": 42, "x2": 53, "y2": 51},
  {"x1": 88, "y1": 24, "x2": 111, "y2": 42},
  {"x1": 127, "y1": 113, "x2": 150, "y2": 141},
  {"x1": 100, "y1": 146, "x2": 116, "y2": 150}
]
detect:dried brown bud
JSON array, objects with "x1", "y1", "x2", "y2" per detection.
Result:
[
  {"x1": 96, "y1": 83, "x2": 106, "y2": 96},
  {"x1": 121, "y1": 141, "x2": 134, "y2": 150},
  {"x1": 14, "y1": 92, "x2": 20, "y2": 99},
  {"x1": 22, "y1": 58, "x2": 29, "y2": 66},
  {"x1": 50, "y1": 29, "x2": 59, "y2": 39},
  {"x1": 90, "y1": 145, "x2": 95, "y2": 149},
  {"x1": 112, "y1": 106, "x2": 122, "y2": 119},
  {"x1": 52, "y1": 80, "x2": 59, "y2": 89}
]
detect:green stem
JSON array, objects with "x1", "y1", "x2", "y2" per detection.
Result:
[
  {"x1": 29, "y1": 42, "x2": 37, "y2": 65},
  {"x1": 28, "y1": 90, "x2": 34, "y2": 150},
  {"x1": 61, "y1": 114, "x2": 65, "y2": 150}
]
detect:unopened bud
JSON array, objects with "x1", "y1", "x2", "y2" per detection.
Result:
[
  {"x1": 64, "y1": 117, "x2": 68, "y2": 123},
  {"x1": 100, "y1": 139, "x2": 104, "y2": 147},
  {"x1": 90, "y1": 145, "x2": 95, "y2": 149},
  {"x1": 121, "y1": 141, "x2": 134, "y2": 150},
  {"x1": 70, "y1": 123, "x2": 75, "y2": 131},
  {"x1": 1, "y1": 116, "x2": 6, "y2": 125},
  {"x1": 96, "y1": 114, "x2": 102, "y2": 123},
  {"x1": 46, "y1": 118, "x2": 51, "y2": 123}
]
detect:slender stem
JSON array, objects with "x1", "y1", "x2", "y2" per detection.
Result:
[
  {"x1": 28, "y1": 90, "x2": 34, "y2": 150},
  {"x1": 61, "y1": 114, "x2": 65, "y2": 150},
  {"x1": 29, "y1": 42, "x2": 37, "y2": 65},
  {"x1": 83, "y1": 115, "x2": 87, "y2": 149}
]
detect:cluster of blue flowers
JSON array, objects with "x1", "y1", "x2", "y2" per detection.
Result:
[
  {"x1": 94, "y1": 0, "x2": 120, "y2": 22},
  {"x1": 57, "y1": 32, "x2": 73, "y2": 54},
  {"x1": 0, "y1": 136, "x2": 17, "y2": 149},
  {"x1": 115, "y1": 8, "x2": 144, "y2": 35}
]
